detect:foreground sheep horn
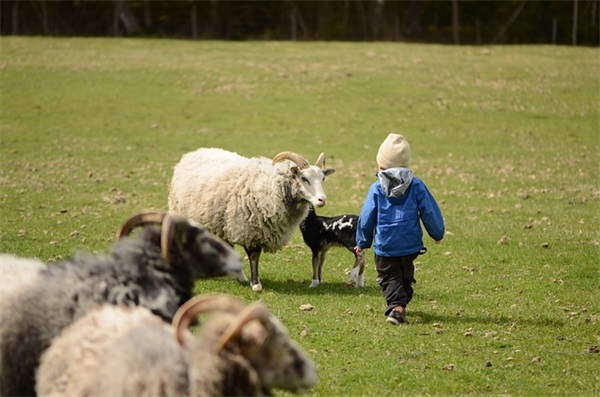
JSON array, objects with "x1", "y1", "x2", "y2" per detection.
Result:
[
  {"x1": 168, "y1": 148, "x2": 335, "y2": 292},
  {"x1": 118, "y1": 211, "x2": 201, "y2": 265},
  {"x1": 173, "y1": 294, "x2": 246, "y2": 345},
  {"x1": 173, "y1": 294, "x2": 271, "y2": 352},
  {"x1": 215, "y1": 302, "x2": 271, "y2": 352}
]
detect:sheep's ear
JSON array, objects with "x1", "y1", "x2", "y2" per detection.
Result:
[
  {"x1": 290, "y1": 166, "x2": 301, "y2": 176},
  {"x1": 161, "y1": 213, "x2": 190, "y2": 265},
  {"x1": 323, "y1": 168, "x2": 335, "y2": 177}
]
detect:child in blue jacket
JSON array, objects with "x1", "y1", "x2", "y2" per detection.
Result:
[{"x1": 355, "y1": 133, "x2": 445, "y2": 324}]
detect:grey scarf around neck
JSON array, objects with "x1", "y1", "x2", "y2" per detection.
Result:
[{"x1": 378, "y1": 168, "x2": 414, "y2": 198}]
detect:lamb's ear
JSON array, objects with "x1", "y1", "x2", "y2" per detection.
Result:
[
  {"x1": 216, "y1": 302, "x2": 271, "y2": 352},
  {"x1": 161, "y1": 213, "x2": 190, "y2": 265}
]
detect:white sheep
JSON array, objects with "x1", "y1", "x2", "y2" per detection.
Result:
[
  {"x1": 168, "y1": 148, "x2": 335, "y2": 292},
  {"x1": 36, "y1": 294, "x2": 318, "y2": 397},
  {"x1": 0, "y1": 211, "x2": 243, "y2": 397}
]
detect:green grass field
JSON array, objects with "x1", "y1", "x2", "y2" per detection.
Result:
[{"x1": 1, "y1": 37, "x2": 598, "y2": 396}]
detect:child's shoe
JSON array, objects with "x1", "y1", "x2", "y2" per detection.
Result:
[{"x1": 386, "y1": 308, "x2": 407, "y2": 325}]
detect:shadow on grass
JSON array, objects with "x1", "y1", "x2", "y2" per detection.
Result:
[
  {"x1": 257, "y1": 278, "x2": 381, "y2": 297},
  {"x1": 409, "y1": 309, "x2": 567, "y2": 328}
]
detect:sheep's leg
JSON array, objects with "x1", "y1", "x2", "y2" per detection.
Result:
[
  {"x1": 309, "y1": 251, "x2": 321, "y2": 288},
  {"x1": 318, "y1": 250, "x2": 327, "y2": 284},
  {"x1": 349, "y1": 250, "x2": 365, "y2": 288},
  {"x1": 228, "y1": 242, "x2": 248, "y2": 282},
  {"x1": 244, "y1": 246, "x2": 263, "y2": 292}
]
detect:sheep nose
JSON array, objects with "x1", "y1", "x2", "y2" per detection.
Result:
[{"x1": 314, "y1": 197, "x2": 327, "y2": 207}]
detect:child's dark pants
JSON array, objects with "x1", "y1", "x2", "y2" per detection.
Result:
[{"x1": 375, "y1": 253, "x2": 419, "y2": 316}]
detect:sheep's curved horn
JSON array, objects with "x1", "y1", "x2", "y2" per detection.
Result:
[
  {"x1": 272, "y1": 151, "x2": 310, "y2": 169},
  {"x1": 173, "y1": 294, "x2": 246, "y2": 346},
  {"x1": 215, "y1": 301, "x2": 271, "y2": 352},
  {"x1": 160, "y1": 213, "x2": 182, "y2": 266},
  {"x1": 117, "y1": 211, "x2": 167, "y2": 239},
  {"x1": 315, "y1": 152, "x2": 325, "y2": 168}
]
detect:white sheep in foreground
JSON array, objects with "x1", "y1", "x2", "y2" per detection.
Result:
[
  {"x1": 0, "y1": 211, "x2": 243, "y2": 397},
  {"x1": 36, "y1": 294, "x2": 318, "y2": 397},
  {"x1": 169, "y1": 148, "x2": 335, "y2": 292}
]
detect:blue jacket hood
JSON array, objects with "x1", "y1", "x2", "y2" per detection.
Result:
[{"x1": 378, "y1": 167, "x2": 413, "y2": 198}]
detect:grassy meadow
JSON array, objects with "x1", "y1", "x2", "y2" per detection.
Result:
[{"x1": 1, "y1": 37, "x2": 598, "y2": 396}]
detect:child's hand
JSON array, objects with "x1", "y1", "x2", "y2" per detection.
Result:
[
  {"x1": 435, "y1": 240, "x2": 441, "y2": 244},
  {"x1": 354, "y1": 246, "x2": 362, "y2": 254}
]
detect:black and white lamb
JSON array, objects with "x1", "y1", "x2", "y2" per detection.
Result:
[
  {"x1": 299, "y1": 206, "x2": 365, "y2": 288},
  {"x1": 0, "y1": 211, "x2": 243, "y2": 397},
  {"x1": 168, "y1": 148, "x2": 335, "y2": 292},
  {"x1": 36, "y1": 294, "x2": 318, "y2": 397}
]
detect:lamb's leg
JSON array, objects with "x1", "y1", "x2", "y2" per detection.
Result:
[
  {"x1": 244, "y1": 246, "x2": 263, "y2": 292},
  {"x1": 318, "y1": 250, "x2": 327, "y2": 284},
  {"x1": 349, "y1": 250, "x2": 365, "y2": 288},
  {"x1": 309, "y1": 250, "x2": 321, "y2": 288}
]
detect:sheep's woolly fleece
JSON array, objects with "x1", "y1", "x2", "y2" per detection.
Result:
[
  {"x1": 36, "y1": 305, "x2": 188, "y2": 397},
  {"x1": 169, "y1": 148, "x2": 309, "y2": 252}
]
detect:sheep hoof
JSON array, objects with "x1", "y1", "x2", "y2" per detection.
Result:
[
  {"x1": 251, "y1": 283, "x2": 263, "y2": 292},
  {"x1": 309, "y1": 280, "x2": 320, "y2": 288}
]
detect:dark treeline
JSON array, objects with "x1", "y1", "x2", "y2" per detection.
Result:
[{"x1": 2, "y1": 0, "x2": 599, "y2": 46}]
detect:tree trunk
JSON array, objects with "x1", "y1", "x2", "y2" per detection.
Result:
[
  {"x1": 113, "y1": 0, "x2": 123, "y2": 36},
  {"x1": 290, "y1": 7, "x2": 297, "y2": 40},
  {"x1": 11, "y1": 1, "x2": 19, "y2": 35},
  {"x1": 40, "y1": 1, "x2": 49, "y2": 34},
  {"x1": 572, "y1": 0, "x2": 578, "y2": 45},
  {"x1": 191, "y1": 3, "x2": 198, "y2": 39},
  {"x1": 452, "y1": 0, "x2": 460, "y2": 44},
  {"x1": 373, "y1": 0, "x2": 384, "y2": 40}
]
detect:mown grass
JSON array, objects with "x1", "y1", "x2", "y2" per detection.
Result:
[{"x1": 1, "y1": 37, "x2": 598, "y2": 396}]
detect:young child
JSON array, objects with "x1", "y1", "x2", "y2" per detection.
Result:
[{"x1": 354, "y1": 133, "x2": 444, "y2": 325}]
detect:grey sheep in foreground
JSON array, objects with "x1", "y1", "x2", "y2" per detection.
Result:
[
  {"x1": 36, "y1": 294, "x2": 318, "y2": 397},
  {"x1": 168, "y1": 148, "x2": 335, "y2": 292},
  {"x1": 0, "y1": 211, "x2": 243, "y2": 397}
]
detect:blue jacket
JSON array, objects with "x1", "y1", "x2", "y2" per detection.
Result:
[{"x1": 355, "y1": 168, "x2": 444, "y2": 257}]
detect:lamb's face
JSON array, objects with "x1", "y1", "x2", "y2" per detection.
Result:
[
  {"x1": 182, "y1": 224, "x2": 244, "y2": 280},
  {"x1": 294, "y1": 165, "x2": 335, "y2": 208}
]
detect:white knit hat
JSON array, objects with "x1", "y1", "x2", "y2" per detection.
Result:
[{"x1": 376, "y1": 133, "x2": 411, "y2": 169}]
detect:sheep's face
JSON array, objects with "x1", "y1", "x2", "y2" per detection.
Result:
[
  {"x1": 240, "y1": 316, "x2": 318, "y2": 394},
  {"x1": 177, "y1": 223, "x2": 244, "y2": 280},
  {"x1": 292, "y1": 165, "x2": 335, "y2": 208}
]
